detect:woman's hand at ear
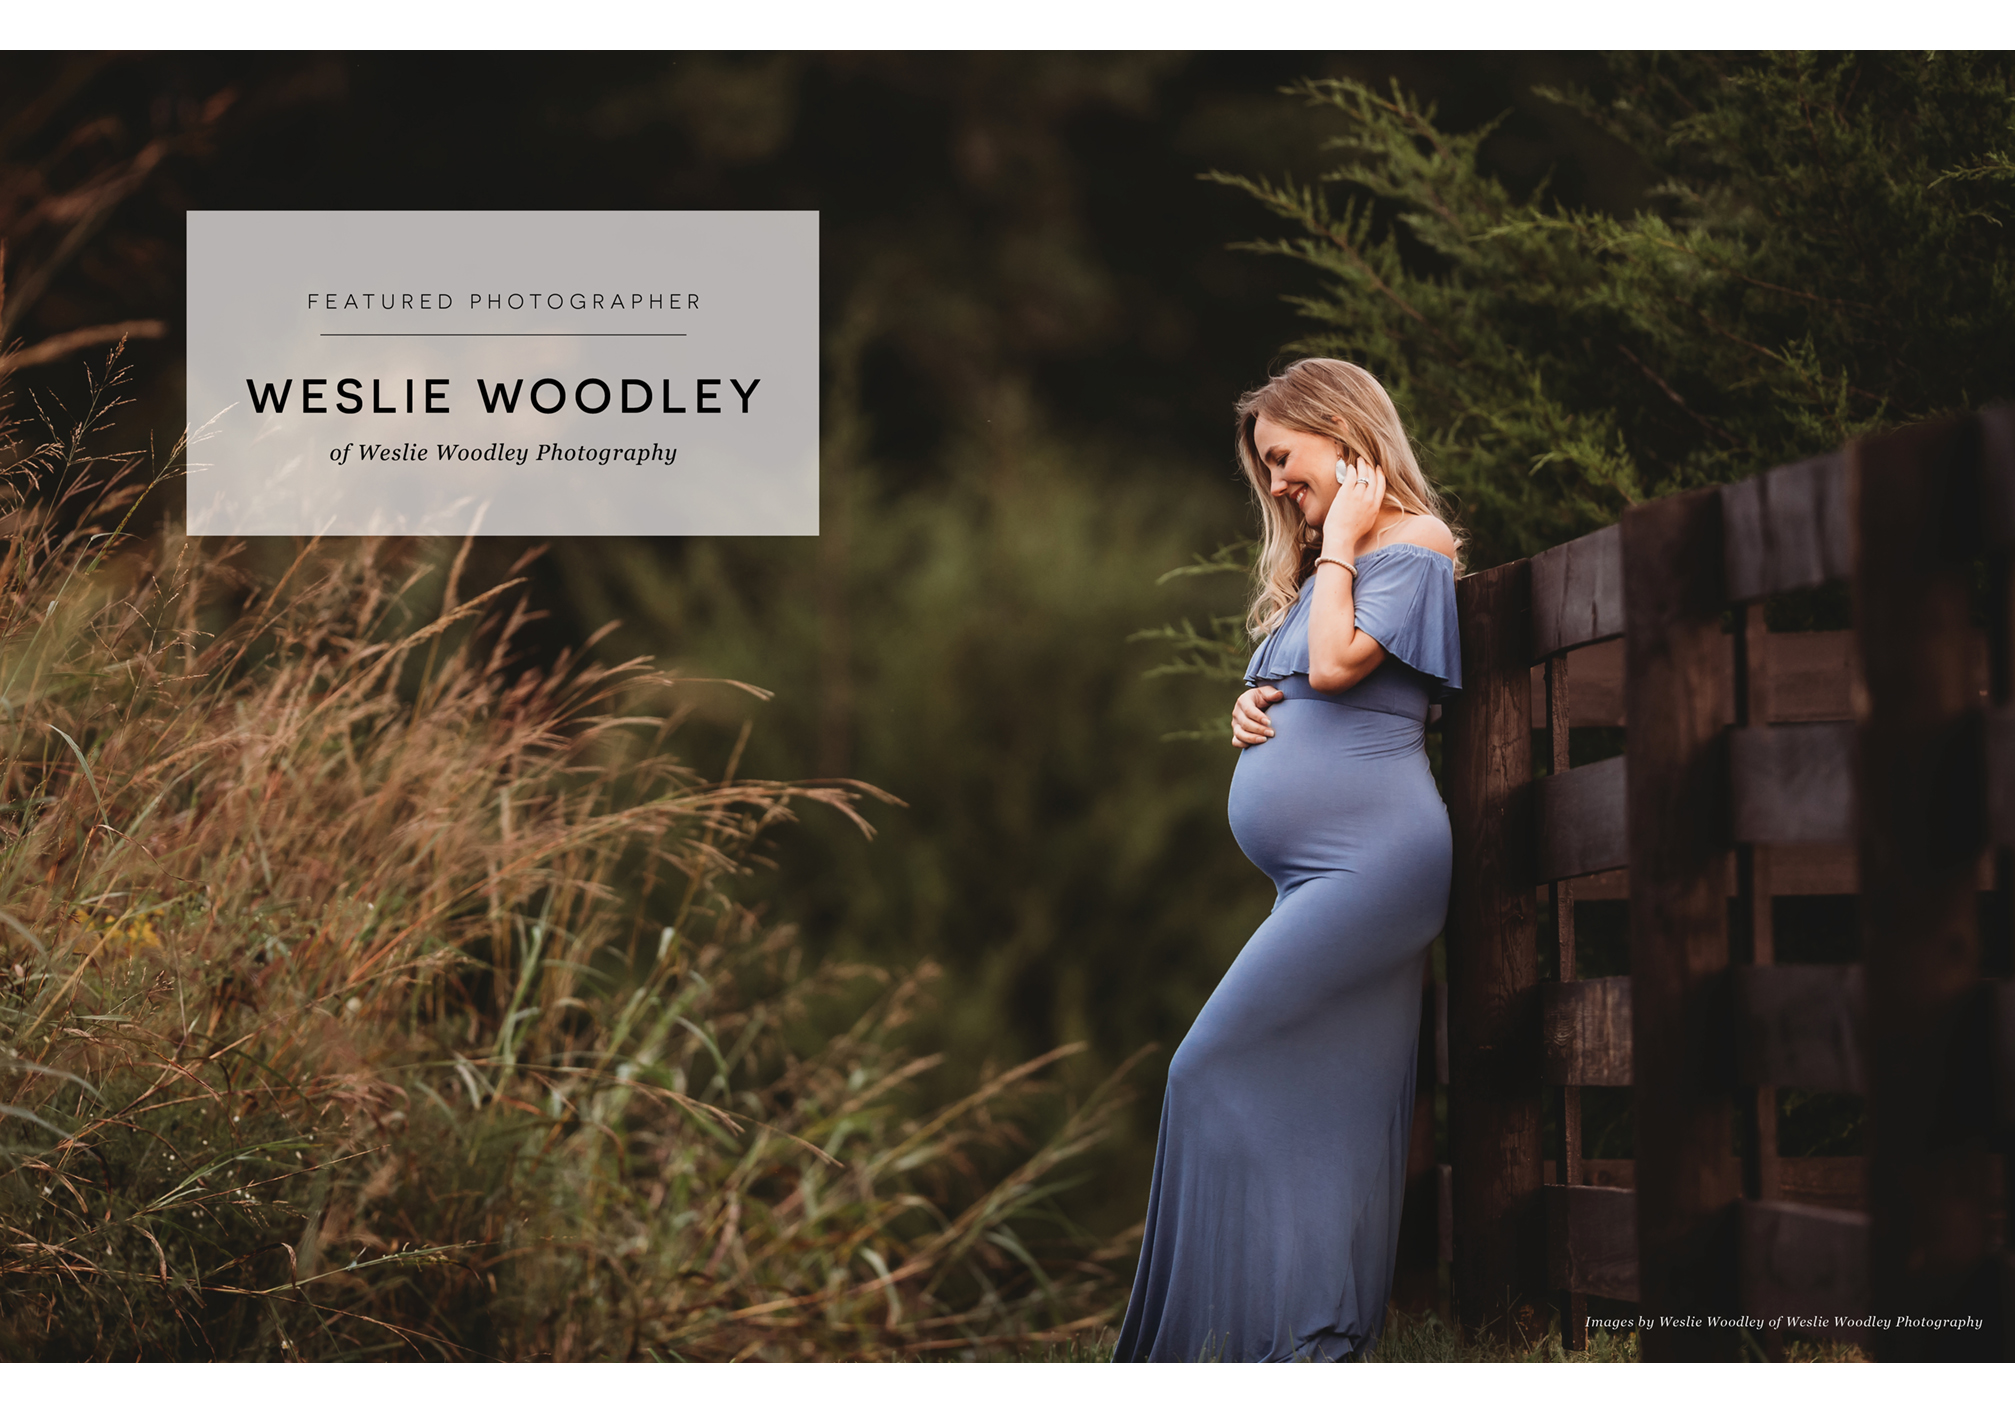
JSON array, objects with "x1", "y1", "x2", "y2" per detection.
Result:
[
  {"x1": 1305, "y1": 457, "x2": 1390, "y2": 694},
  {"x1": 1322, "y1": 460, "x2": 1386, "y2": 557},
  {"x1": 1232, "y1": 685, "x2": 1284, "y2": 748}
]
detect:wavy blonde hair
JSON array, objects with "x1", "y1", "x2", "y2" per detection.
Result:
[{"x1": 1234, "y1": 358, "x2": 1458, "y2": 638}]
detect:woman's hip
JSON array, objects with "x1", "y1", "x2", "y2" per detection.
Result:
[{"x1": 1170, "y1": 879, "x2": 1433, "y2": 1091}]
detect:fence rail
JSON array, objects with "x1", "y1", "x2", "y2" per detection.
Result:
[{"x1": 1427, "y1": 407, "x2": 2015, "y2": 1360}]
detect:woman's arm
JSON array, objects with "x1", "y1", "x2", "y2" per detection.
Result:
[
  {"x1": 1304, "y1": 463, "x2": 1389, "y2": 694},
  {"x1": 1304, "y1": 571, "x2": 1386, "y2": 693}
]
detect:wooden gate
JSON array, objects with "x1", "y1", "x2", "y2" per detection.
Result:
[{"x1": 1433, "y1": 410, "x2": 2015, "y2": 1360}]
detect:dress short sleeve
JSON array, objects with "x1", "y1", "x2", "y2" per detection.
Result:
[
  {"x1": 1351, "y1": 543, "x2": 1462, "y2": 702},
  {"x1": 1241, "y1": 593, "x2": 1310, "y2": 687}
]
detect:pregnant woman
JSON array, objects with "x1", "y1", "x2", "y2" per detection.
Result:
[{"x1": 1114, "y1": 358, "x2": 1460, "y2": 1362}]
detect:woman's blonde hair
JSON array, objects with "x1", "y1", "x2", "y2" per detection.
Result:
[{"x1": 1233, "y1": 358, "x2": 1458, "y2": 638}]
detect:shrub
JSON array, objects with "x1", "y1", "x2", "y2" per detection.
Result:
[{"x1": 1218, "y1": 53, "x2": 2015, "y2": 570}]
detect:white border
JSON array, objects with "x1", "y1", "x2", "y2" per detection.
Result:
[
  {"x1": 11, "y1": 1, "x2": 2015, "y2": 50},
  {"x1": 0, "y1": 1358, "x2": 1986, "y2": 1403}
]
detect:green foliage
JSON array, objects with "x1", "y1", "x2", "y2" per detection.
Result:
[
  {"x1": 548, "y1": 359, "x2": 1274, "y2": 1209},
  {"x1": 1129, "y1": 544, "x2": 1258, "y2": 742},
  {"x1": 1211, "y1": 53, "x2": 2015, "y2": 571}
]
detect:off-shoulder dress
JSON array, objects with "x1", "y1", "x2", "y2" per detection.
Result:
[{"x1": 1114, "y1": 541, "x2": 1461, "y2": 1362}]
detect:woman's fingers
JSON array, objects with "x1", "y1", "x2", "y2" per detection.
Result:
[
  {"x1": 1346, "y1": 459, "x2": 1375, "y2": 502},
  {"x1": 1230, "y1": 687, "x2": 1277, "y2": 746},
  {"x1": 1327, "y1": 458, "x2": 1382, "y2": 543}
]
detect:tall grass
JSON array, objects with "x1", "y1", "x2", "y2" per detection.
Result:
[{"x1": 0, "y1": 351, "x2": 1136, "y2": 1359}]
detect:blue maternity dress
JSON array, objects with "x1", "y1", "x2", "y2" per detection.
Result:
[{"x1": 1114, "y1": 542, "x2": 1460, "y2": 1362}]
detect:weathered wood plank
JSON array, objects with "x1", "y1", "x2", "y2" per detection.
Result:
[
  {"x1": 1540, "y1": 844, "x2": 1863, "y2": 902},
  {"x1": 1856, "y1": 415, "x2": 1997, "y2": 1361},
  {"x1": 1545, "y1": 1183, "x2": 1640, "y2": 1301},
  {"x1": 1770, "y1": 632, "x2": 1858, "y2": 723},
  {"x1": 1542, "y1": 1157, "x2": 1868, "y2": 1212},
  {"x1": 1981, "y1": 404, "x2": 2015, "y2": 550},
  {"x1": 1542, "y1": 966, "x2": 1870, "y2": 1097},
  {"x1": 1581, "y1": 1158, "x2": 1637, "y2": 1190},
  {"x1": 1438, "y1": 1163, "x2": 1455, "y2": 1267},
  {"x1": 1990, "y1": 705, "x2": 2015, "y2": 849},
  {"x1": 1546, "y1": 651, "x2": 1590, "y2": 1350},
  {"x1": 1995, "y1": 978, "x2": 2015, "y2": 1130},
  {"x1": 1534, "y1": 755, "x2": 1629, "y2": 882},
  {"x1": 1733, "y1": 964, "x2": 1866, "y2": 1094},
  {"x1": 1528, "y1": 631, "x2": 1862, "y2": 727},
  {"x1": 1565, "y1": 868, "x2": 1631, "y2": 901},
  {"x1": 1984, "y1": 409, "x2": 2015, "y2": 1350},
  {"x1": 1722, "y1": 452, "x2": 1854, "y2": 602},
  {"x1": 1732, "y1": 604, "x2": 1781, "y2": 1209},
  {"x1": 1531, "y1": 523, "x2": 1625, "y2": 660},
  {"x1": 1543, "y1": 977, "x2": 1633, "y2": 1087},
  {"x1": 1729, "y1": 724, "x2": 1857, "y2": 845},
  {"x1": 1435, "y1": 980, "x2": 1450, "y2": 1087},
  {"x1": 2001, "y1": 1251, "x2": 2015, "y2": 1363},
  {"x1": 1779, "y1": 1156, "x2": 1868, "y2": 1212},
  {"x1": 1734, "y1": 609, "x2": 1785, "y2": 1212},
  {"x1": 1625, "y1": 487, "x2": 1742, "y2": 1359},
  {"x1": 1767, "y1": 845, "x2": 1859, "y2": 896},
  {"x1": 1530, "y1": 638, "x2": 1627, "y2": 726},
  {"x1": 1737, "y1": 1200, "x2": 1870, "y2": 1319},
  {"x1": 1445, "y1": 560, "x2": 1545, "y2": 1335}
]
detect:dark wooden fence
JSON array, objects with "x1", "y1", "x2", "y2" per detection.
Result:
[{"x1": 1416, "y1": 409, "x2": 2015, "y2": 1360}]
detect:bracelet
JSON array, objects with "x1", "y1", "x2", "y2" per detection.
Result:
[{"x1": 1314, "y1": 555, "x2": 1357, "y2": 582}]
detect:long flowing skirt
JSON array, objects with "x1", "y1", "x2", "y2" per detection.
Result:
[{"x1": 1114, "y1": 685, "x2": 1450, "y2": 1362}]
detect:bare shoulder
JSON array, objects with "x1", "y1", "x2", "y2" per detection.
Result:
[{"x1": 1386, "y1": 513, "x2": 1457, "y2": 563}]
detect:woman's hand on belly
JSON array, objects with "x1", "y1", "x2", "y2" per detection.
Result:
[{"x1": 1231, "y1": 685, "x2": 1284, "y2": 747}]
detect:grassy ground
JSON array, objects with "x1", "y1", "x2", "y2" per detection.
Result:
[
  {"x1": 1372, "y1": 1307, "x2": 1870, "y2": 1362},
  {"x1": 992, "y1": 1308, "x2": 1874, "y2": 1362}
]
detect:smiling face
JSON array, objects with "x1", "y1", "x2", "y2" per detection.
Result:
[
  {"x1": 1251, "y1": 413, "x2": 1348, "y2": 529},
  {"x1": 1235, "y1": 357, "x2": 1450, "y2": 638}
]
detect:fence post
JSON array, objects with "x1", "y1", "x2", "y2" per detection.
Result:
[
  {"x1": 1446, "y1": 559, "x2": 1543, "y2": 1338},
  {"x1": 1544, "y1": 651, "x2": 1588, "y2": 1350},
  {"x1": 1984, "y1": 405, "x2": 2015, "y2": 1359},
  {"x1": 1623, "y1": 488, "x2": 1741, "y2": 1359},
  {"x1": 1855, "y1": 419, "x2": 1997, "y2": 1358}
]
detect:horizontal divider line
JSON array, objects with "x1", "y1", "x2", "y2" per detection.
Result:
[{"x1": 316, "y1": 331, "x2": 689, "y2": 337}]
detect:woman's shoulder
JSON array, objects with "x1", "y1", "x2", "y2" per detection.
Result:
[
  {"x1": 1356, "y1": 514, "x2": 1464, "y2": 701},
  {"x1": 1375, "y1": 514, "x2": 1457, "y2": 564}
]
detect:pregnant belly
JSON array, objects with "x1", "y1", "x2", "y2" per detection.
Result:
[{"x1": 1228, "y1": 696, "x2": 1450, "y2": 891}]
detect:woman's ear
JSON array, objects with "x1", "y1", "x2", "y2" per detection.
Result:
[{"x1": 1328, "y1": 425, "x2": 1371, "y2": 473}]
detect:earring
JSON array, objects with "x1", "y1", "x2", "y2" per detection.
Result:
[{"x1": 1334, "y1": 457, "x2": 1349, "y2": 485}]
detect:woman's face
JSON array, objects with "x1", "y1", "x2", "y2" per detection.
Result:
[{"x1": 1251, "y1": 414, "x2": 1346, "y2": 529}]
